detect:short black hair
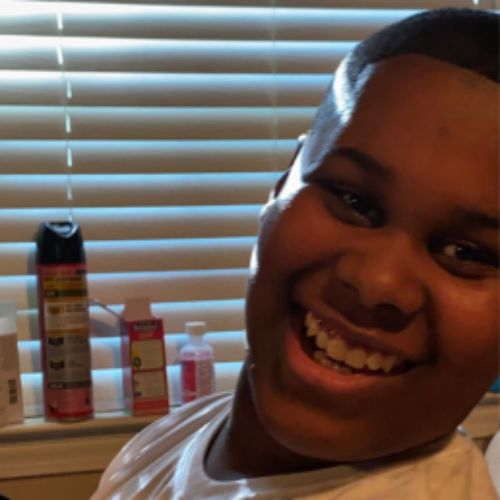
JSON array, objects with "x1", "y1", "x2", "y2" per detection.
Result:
[{"x1": 347, "y1": 8, "x2": 499, "y2": 84}]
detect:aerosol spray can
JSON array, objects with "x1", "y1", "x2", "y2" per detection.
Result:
[{"x1": 36, "y1": 221, "x2": 93, "y2": 421}]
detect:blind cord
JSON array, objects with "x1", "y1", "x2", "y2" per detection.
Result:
[{"x1": 57, "y1": 4, "x2": 74, "y2": 223}]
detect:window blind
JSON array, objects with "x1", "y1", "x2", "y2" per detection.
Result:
[{"x1": 0, "y1": 0, "x2": 490, "y2": 418}]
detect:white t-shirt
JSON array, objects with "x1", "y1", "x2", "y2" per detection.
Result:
[{"x1": 92, "y1": 393, "x2": 498, "y2": 500}]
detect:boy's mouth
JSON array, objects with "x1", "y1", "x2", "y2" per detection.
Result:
[{"x1": 299, "y1": 310, "x2": 415, "y2": 376}]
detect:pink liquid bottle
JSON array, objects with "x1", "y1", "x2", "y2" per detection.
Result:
[{"x1": 180, "y1": 321, "x2": 215, "y2": 404}]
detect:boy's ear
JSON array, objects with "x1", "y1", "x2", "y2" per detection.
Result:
[{"x1": 269, "y1": 132, "x2": 307, "y2": 200}]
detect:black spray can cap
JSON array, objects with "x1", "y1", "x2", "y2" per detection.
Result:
[{"x1": 36, "y1": 221, "x2": 86, "y2": 265}]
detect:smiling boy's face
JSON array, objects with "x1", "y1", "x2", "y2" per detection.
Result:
[{"x1": 245, "y1": 54, "x2": 499, "y2": 461}]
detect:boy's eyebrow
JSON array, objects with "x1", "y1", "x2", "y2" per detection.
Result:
[
  {"x1": 451, "y1": 207, "x2": 499, "y2": 231},
  {"x1": 326, "y1": 146, "x2": 394, "y2": 181}
]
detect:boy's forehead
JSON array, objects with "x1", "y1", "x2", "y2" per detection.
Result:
[
  {"x1": 306, "y1": 54, "x2": 498, "y2": 172},
  {"x1": 352, "y1": 55, "x2": 497, "y2": 121}
]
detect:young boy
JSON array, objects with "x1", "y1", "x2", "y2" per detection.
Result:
[{"x1": 93, "y1": 8, "x2": 499, "y2": 499}]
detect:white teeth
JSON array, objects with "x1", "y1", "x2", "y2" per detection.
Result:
[
  {"x1": 314, "y1": 350, "x2": 351, "y2": 374},
  {"x1": 382, "y1": 355, "x2": 397, "y2": 374},
  {"x1": 315, "y1": 329, "x2": 329, "y2": 350},
  {"x1": 366, "y1": 352, "x2": 383, "y2": 371},
  {"x1": 326, "y1": 337, "x2": 348, "y2": 362},
  {"x1": 344, "y1": 348, "x2": 368, "y2": 370},
  {"x1": 306, "y1": 314, "x2": 319, "y2": 337},
  {"x1": 306, "y1": 325, "x2": 317, "y2": 337},
  {"x1": 305, "y1": 312, "x2": 404, "y2": 375},
  {"x1": 305, "y1": 311, "x2": 314, "y2": 328}
]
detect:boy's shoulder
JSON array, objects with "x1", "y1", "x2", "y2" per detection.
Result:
[
  {"x1": 128, "y1": 392, "x2": 233, "y2": 445},
  {"x1": 119, "y1": 392, "x2": 232, "y2": 458},
  {"x1": 339, "y1": 433, "x2": 498, "y2": 500},
  {"x1": 91, "y1": 393, "x2": 233, "y2": 500},
  {"x1": 423, "y1": 432, "x2": 498, "y2": 497}
]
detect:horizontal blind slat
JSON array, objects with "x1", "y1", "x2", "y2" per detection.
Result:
[
  {"x1": 0, "y1": 106, "x2": 314, "y2": 140},
  {"x1": 8, "y1": 0, "x2": 483, "y2": 7},
  {"x1": 87, "y1": 269, "x2": 249, "y2": 305},
  {"x1": 0, "y1": 140, "x2": 66, "y2": 174},
  {"x1": 0, "y1": 72, "x2": 329, "y2": 107},
  {"x1": 0, "y1": 173, "x2": 279, "y2": 208},
  {"x1": 0, "y1": 269, "x2": 249, "y2": 309},
  {"x1": 0, "y1": 5, "x2": 413, "y2": 41},
  {"x1": 0, "y1": 38, "x2": 353, "y2": 73},
  {"x1": 0, "y1": 175, "x2": 68, "y2": 207},
  {"x1": 0, "y1": 205, "x2": 261, "y2": 242},
  {"x1": 0, "y1": 37, "x2": 58, "y2": 70},
  {"x1": 0, "y1": 139, "x2": 296, "y2": 174},
  {"x1": 0, "y1": 106, "x2": 63, "y2": 139},
  {"x1": 0, "y1": 237, "x2": 256, "y2": 275}
]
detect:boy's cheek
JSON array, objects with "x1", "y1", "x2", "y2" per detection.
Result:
[
  {"x1": 434, "y1": 284, "x2": 499, "y2": 368},
  {"x1": 258, "y1": 192, "x2": 344, "y2": 271},
  {"x1": 256, "y1": 198, "x2": 316, "y2": 272}
]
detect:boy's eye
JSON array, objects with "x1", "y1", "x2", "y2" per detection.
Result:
[
  {"x1": 442, "y1": 243, "x2": 478, "y2": 261},
  {"x1": 433, "y1": 240, "x2": 499, "y2": 278},
  {"x1": 326, "y1": 186, "x2": 384, "y2": 227}
]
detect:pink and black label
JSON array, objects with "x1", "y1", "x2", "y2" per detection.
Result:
[{"x1": 38, "y1": 263, "x2": 93, "y2": 420}]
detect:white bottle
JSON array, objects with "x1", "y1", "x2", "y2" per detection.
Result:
[
  {"x1": 179, "y1": 321, "x2": 215, "y2": 404},
  {"x1": 0, "y1": 301, "x2": 23, "y2": 426}
]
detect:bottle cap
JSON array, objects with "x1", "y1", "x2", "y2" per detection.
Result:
[
  {"x1": 36, "y1": 221, "x2": 86, "y2": 265},
  {"x1": 185, "y1": 321, "x2": 206, "y2": 336}
]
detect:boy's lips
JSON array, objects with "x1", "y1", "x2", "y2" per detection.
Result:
[
  {"x1": 304, "y1": 308, "x2": 423, "y2": 366},
  {"x1": 280, "y1": 308, "x2": 419, "y2": 400}
]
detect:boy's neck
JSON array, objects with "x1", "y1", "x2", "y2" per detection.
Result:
[{"x1": 204, "y1": 362, "x2": 335, "y2": 480}]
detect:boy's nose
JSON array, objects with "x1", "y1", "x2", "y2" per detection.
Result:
[{"x1": 331, "y1": 235, "x2": 427, "y2": 324}]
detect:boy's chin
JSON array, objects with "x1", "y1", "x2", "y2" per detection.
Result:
[
  {"x1": 250, "y1": 379, "x2": 456, "y2": 464},
  {"x1": 249, "y1": 381, "x2": 371, "y2": 462}
]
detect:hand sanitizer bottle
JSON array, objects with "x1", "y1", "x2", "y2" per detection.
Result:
[{"x1": 180, "y1": 321, "x2": 215, "y2": 404}]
